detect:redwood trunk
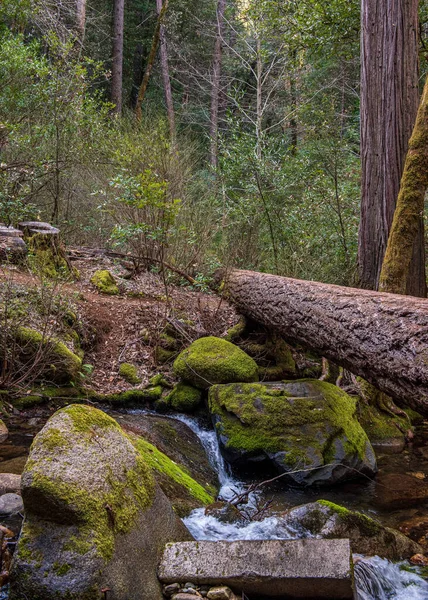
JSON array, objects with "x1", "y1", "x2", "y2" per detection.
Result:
[
  {"x1": 359, "y1": 0, "x2": 425, "y2": 296},
  {"x1": 221, "y1": 269, "x2": 428, "y2": 414},
  {"x1": 111, "y1": 0, "x2": 125, "y2": 114}
]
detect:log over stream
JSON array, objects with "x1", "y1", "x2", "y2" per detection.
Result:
[{"x1": 219, "y1": 269, "x2": 428, "y2": 415}]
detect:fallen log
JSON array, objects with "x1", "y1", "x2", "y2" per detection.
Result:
[{"x1": 219, "y1": 269, "x2": 428, "y2": 415}]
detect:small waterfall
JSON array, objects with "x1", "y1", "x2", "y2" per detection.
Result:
[{"x1": 354, "y1": 556, "x2": 428, "y2": 600}]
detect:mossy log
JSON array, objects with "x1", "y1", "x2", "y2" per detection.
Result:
[{"x1": 219, "y1": 269, "x2": 428, "y2": 414}]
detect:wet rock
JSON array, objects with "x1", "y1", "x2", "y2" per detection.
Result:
[
  {"x1": 174, "y1": 337, "x2": 258, "y2": 389},
  {"x1": 0, "y1": 493, "x2": 23, "y2": 515},
  {"x1": 10, "y1": 404, "x2": 191, "y2": 600},
  {"x1": 116, "y1": 413, "x2": 218, "y2": 516},
  {"x1": 0, "y1": 473, "x2": 21, "y2": 495},
  {"x1": 184, "y1": 583, "x2": 197, "y2": 589},
  {"x1": 209, "y1": 380, "x2": 377, "y2": 485},
  {"x1": 204, "y1": 502, "x2": 243, "y2": 525},
  {"x1": 398, "y1": 515, "x2": 428, "y2": 549},
  {"x1": 207, "y1": 586, "x2": 234, "y2": 600},
  {"x1": 374, "y1": 473, "x2": 428, "y2": 509},
  {"x1": 0, "y1": 420, "x2": 8, "y2": 443},
  {"x1": 410, "y1": 554, "x2": 428, "y2": 566},
  {"x1": 280, "y1": 500, "x2": 422, "y2": 560}
]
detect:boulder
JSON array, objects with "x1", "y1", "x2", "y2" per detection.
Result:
[
  {"x1": 209, "y1": 380, "x2": 377, "y2": 485},
  {"x1": 117, "y1": 413, "x2": 218, "y2": 516},
  {"x1": 174, "y1": 337, "x2": 258, "y2": 390},
  {"x1": 279, "y1": 500, "x2": 422, "y2": 560},
  {"x1": 10, "y1": 405, "x2": 192, "y2": 600},
  {"x1": 90, "y1": 269, "x2": 119, "y2": 295}
]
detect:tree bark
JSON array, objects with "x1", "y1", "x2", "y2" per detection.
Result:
[
  {"x1": 358, "y1": 0, "x2": 425, "y2": 296},
  {"x1": 111, "y1": 0, "x2": 125, "y2": 115},
  {"x1": 379, "y1": 75, "x2": 428, "y2": 296},
  {"x1": 220, "y1": 268, "x2": 428, "y2": 414},
  {"x1": 210, "y1": 0, "x2": 226, "y2": 168},
  {"x1": 76, "y1": 0, "x2": 86, "y2": 41},
  {"x1": 156, "y1": 0, "x2": 175, "y2": 142},
  {"x1": 135, "y1": 0, "x2": 168, "y2": 122}
]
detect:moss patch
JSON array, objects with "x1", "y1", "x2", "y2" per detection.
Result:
[
  {"x1": 165, "y1": 383, "x2": 202, "y2": 412},
  {"x1": 90, "y1": 270, "x2": 119, "y2": 295},
  {"x1": 317, "y1": 500, "x2": 382, "y2": 536},
  {"x1": 118, "y1": 363, "x2": 141, "y2": 385},
  {"x1": 174, "y1": 336, "x2": 258, "y2": 389}
]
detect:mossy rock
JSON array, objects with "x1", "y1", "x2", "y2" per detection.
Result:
[
  {"x1": 280, "y1": 500, "x2": 422, "y2": 560},
  {"x1": 119, "y1": 363, "x2": 141, "y2": 385},
  {"x1": 164, "y1": 383, "x2": 202, "y2": 412},
  {"x1": 208, "y1": 379, "x2": 377, "y2": 486},
  {"x1": 90, "y1": 270, "x2": 119, "y2": 295},
  {"x1": 357, "y1": 400, "x2": 408, "y2": 451},
  {"x1": 174, "y1": 336, "x2": 258, "y2": 389},
  {"x1": 15, "y1": 326, "x2": 82, "y2": 384},
  {"x1": 10, "y1": 405, "x2": 191, "y2": 600}
]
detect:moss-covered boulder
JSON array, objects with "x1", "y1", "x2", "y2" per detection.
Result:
[
  {"x1": 16, "y1": 326, "x2": 82, "y2": 384},
  {"x1": 119, "y1": 362, "x2": 141, "y2": 384},
  {"x1": 174, "y1": 337, "x2": 258, "y2": 390},
  {"x1": 208, "y1": 380, "x2": 377, "y2": 486},
  {"x1": 90, "y1": 269, "x2": 119, "y2": 295},
  {"x1": 164, "y1": 383, "x2": 202, "y2": 412},
  {"x1": 117, "y1": 413, "x2": 218, "y2": 516},
  {"x1": 10, "y1": 405, "x2": 191, "y2": 600},
  {"x1": 279, "y1": 500, "x2": 422, "y2": 560}
]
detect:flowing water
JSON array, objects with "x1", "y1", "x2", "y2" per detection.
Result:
[{"x1": 172, "y1": 414, "x2": 428, "y2": 600}]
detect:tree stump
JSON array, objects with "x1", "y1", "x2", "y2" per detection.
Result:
[
  {"x1": 0, "y1": 226, "x2": 27, "y2": 264},
  {"x1": 18, "y1": 222, "x2": 76, "y2": 279}
]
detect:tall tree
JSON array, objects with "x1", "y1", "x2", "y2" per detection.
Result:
[
  {"x1": 156, "y1": 0, "x2": 175, "y2": 141},
  {"x1": 76, "y1": 0, "x2": 86, "y2": 41},
  {"x1": 358, "y1": 0, "x2": 425, "y2": 296},
  {"x1": 111, "y1": 0, "x2": 125, "y2": 114},
  {"x1": 210, "y1": 0, "x2": 226, "y2": 167}
]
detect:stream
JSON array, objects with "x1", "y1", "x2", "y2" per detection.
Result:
[{"x1": 172, "y1": 414, "x2": 428, "y2": 600}]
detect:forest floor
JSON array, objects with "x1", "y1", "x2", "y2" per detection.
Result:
[{"x1": 0, "y1": 252, "x2": 239, "y2": 396}]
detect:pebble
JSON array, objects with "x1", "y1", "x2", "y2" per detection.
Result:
[
  {"x1": 207, "y1": 586, "x2": 234, "y2": 600},
  {"x1": 171, "y1": 594, "x2": 201, "y2": 600},
  {"x1": 0, "y1": 473, "x2": 21, "y2": 496},
  {"x1": 184, "y1": 583, "x2": 197, "y2": 589},
  {"x1": 0, "y1": 493, "x2": 24, "y2": 515},
  {"x1": 163, "y1": 583, "x2": 181, "y2": 597}
]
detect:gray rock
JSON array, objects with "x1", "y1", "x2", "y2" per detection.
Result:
[
  {"x1": 0, "y1": 493, "x2": 23, "y2": 515},
  {"x1": 184, "y1": 583, "x2": 197, "y2": 589},
  {"x1": 0, "y1": 473, "x2": 21, "y2": 495},
  {"x1": 159, "y1": 539, "x2": 353, "y2": 598},
  {"x1": 209, "y1": 380, "x2": 377, "y2": 485},
  {"x1": 10, "y1": 404, "x2": 192, "y2": 600},
  {"x1": 279, "y1": 500, "x2": 422, "y2": 560},
  {"x1": 172, "y1": 595, "x2": 201, "y2": 600}
]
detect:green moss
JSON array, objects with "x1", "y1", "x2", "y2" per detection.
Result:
[
  {"x1": 165, "y1": 383, "x2": 202, "y2": 412},
  {"x1": 98, "y1": 387, "x2": 163, "y2": 404},
  {"x1": 160, "y1": 333, "x2": 180, "y2": 350},
  {"x1": 149, "y1": 373, "x2": 171, "y2": 387},
  {"x1": 27, "y1": 233, "x2": 76, "y2": 280},
  {"x1": 16, "y1": 326, "x2": 82, "y2": 383},
  {"x1": 224, "y1": 316, "x2": 247, "y2": 342},
  {"x1": 53, "y1": 562, "x2": 71, "y2": 576},
  {"x1": 209, "y1": 380, "x2": 372, "y2": 466},
  {"x1": 155, "y1": 347, "x2": 178, "y2": 364},
  {"x1": 131, "y1": 436, "x2": 214, "y2": 506},
  {"x1": 60, "y1": 404, "x2": 121, "y2": 434},
  {"x1": 357, "y1": 400, "x2": 408, "y2": 444},
  {"x1": 41, "y1": 427, "x2": 71, "y2": 451},
  {"x1": 317, "y1": 500, "x2": 382, "y2": 536},
  {"x1": 118, "y1": 363, "x2": 141, "y2": 385},
  {"x1": 174, "y1": 336, "x2": 259, "y2": 389},
  {"x1": 90, "y1": 270, "x2": 119, "y2": 295}
]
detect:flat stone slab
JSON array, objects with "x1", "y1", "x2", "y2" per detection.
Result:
[{"x1": 159, "y1": 539, "x2": 354, "y2": 598}]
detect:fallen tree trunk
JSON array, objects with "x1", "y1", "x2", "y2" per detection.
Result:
[{"x1": 219, "y1": 269, "x2": 428, "y2": 415}]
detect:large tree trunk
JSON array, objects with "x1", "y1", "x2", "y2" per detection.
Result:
[
  {"x1": 358, "y1": 0, "x2": 425, "y2": 296},
  {"x1": 76, "y1": 0, "x2": 86, "y2": 41},
  {"x1": 379, "y1": 74, "x2": 428, "y2": 296},
  {"x1": 111, "y1": 0, "x2": 125, "y2": 115},
  {"x1": 209, "y1": 0, "x2": 226, "y2": 168},
  {"x1": 220, "y1": 269, "x2": 428, "y2": 414}
]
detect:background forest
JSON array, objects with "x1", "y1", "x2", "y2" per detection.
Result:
[{"x1": 1, "y1": 0, "x2": 427, "y2": 288}]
